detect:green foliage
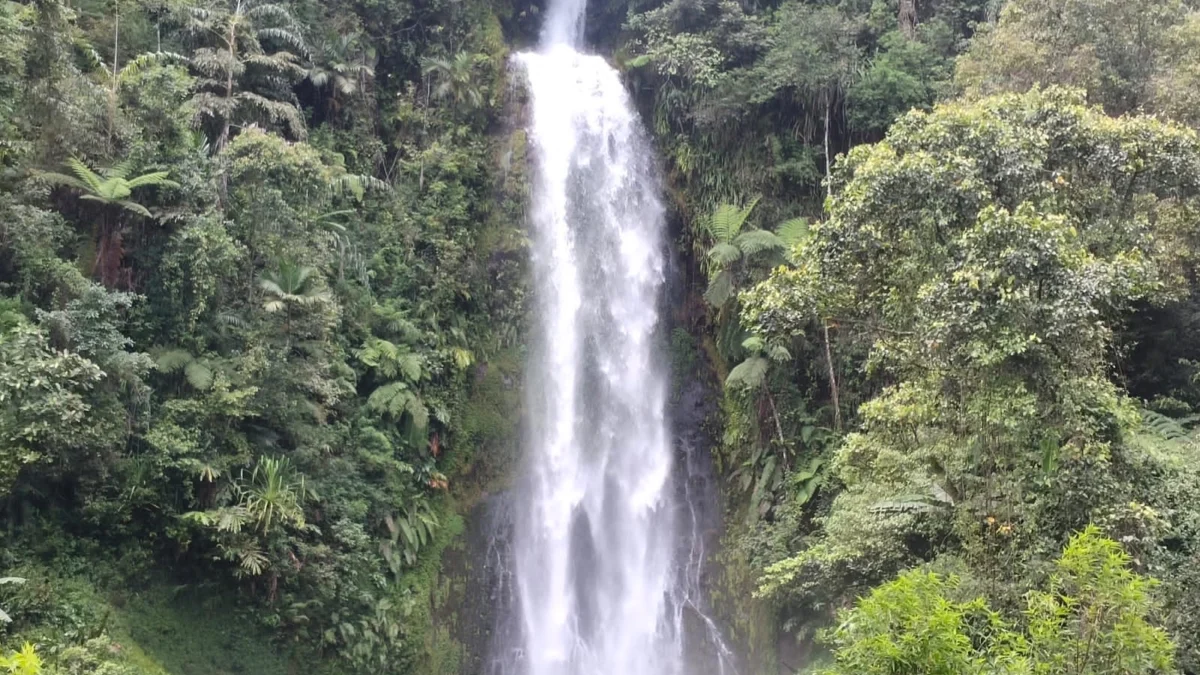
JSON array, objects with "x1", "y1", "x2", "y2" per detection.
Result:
[
  {"x1": 0, "y1": 324, "x2": 105, "y2": 493},
  {"x1": 185, "y1": 0, "x2": 309, "y2": 147},
  {"x1": 258, "y1": 262, "x2": 331, "y2": 313},
  {"x1": 0, "y1": 644, "x2": 42, "y2": 675},
  {"x1": 422, "y1": 52, "x2": 489, "y2": 110},
  {"x1": 34, "y1": 158, "x2": 178, "y2": 286},
  {"x1": 740, "y1": 87, "x2": 1200, "y2": 654},
  {"x1": 0, "y1": 577, "x2": 25, "y2": 625},
  {"x1": 955, "y1": 0, "x2": 1187, "y2": 116},
  {"x1": 36, "y1": 159, "x2": 177, "y2": 218},
  {"x1": 0, "y1": 0, "x2": 523, "y2": 667},
  {"x1": 821, "y1": 527, "x2": 1175, "y2": 675}
]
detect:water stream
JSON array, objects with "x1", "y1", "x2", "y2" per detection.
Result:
[{"x1": 493, "y1": 1, "x2": 737, "y2": 673}]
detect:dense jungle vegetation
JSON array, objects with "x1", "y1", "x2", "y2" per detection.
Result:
[{"x1": 5, "y1": 0, "x2": 1200, "y2": 671}]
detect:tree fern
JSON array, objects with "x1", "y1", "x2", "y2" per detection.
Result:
[
  {"x1": 37, "y1": 158, "x2": 177, "y2": 213},
  {"x1": 726, "y1": 355, "x2": 769, "y2": 391},
  {"x1": 356, "y1": 338, "x2": 422, "y2": 382},
  {"x1": 776, "y1": 217, "x2": 811, "y2": 248},
  {"x1": 705, "y1": 197, "x2": 759, "y2": 244},
  {"x1": 734, "y1": 229, "x2": 785, "y2": 257},
  {"x1": 153, "y1": 348, "x2": 216, "y2": 390},
  {"x1": 367, "y1": 381, "x2": 429, "y2": 432},
  {"x1": 704, "y1": 269, "x2": 734, "y2": 306},
  {"x1": 708, "y1": 242, "x2": 742, "y2": 266}
]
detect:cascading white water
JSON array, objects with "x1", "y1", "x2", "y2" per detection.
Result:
[{"x1": 503, "y1": 2, "x2": 714, "y2": 674}]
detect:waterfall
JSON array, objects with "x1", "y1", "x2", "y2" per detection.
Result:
[{"x1": 495, "y1": 2, "x2": 737, "y2": 674}]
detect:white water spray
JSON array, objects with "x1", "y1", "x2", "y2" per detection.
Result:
[{"x1": 500, "y1": 2, "x2": 737, "y2": 674}]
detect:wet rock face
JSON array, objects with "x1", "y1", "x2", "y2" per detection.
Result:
[{"x1": 444, "y1": 493, "x2": 519, "y2": 675}]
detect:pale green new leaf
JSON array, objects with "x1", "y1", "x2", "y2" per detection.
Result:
[
  {"x1": 776, "y1": 217, "x2": 810, "y2": 248},
  {"x1": 726, "y1": 356, "x2": 769, "y2": 390},
  {"x1": 184, "y1": 360, "x2": 214, "y2": 391}
]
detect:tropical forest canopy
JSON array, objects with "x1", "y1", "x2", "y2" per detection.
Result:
[{"x1": 2, "y1": 0, "x2": 1200, "y2": 672}]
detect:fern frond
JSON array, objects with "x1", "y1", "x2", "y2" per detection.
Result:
[
  {"x1": 154, "y1": 348, "x2": 193, "y2": 372},
  {"x1": 704, "y1": 270, "x2": 734, "y2": 307},
  {"x1": 706, "y1": 196, "x2": 759, "y2": 243},
  {"x1": 330, "y1": 173, "x2": 391, "y2": 201},
  {"x1": 236, "y1": 91, "x2": 306, "y2": 138},
  {"x1": 405, "y1": 394, "x2": 429, "y2": 431},
  {"x1": 66, "y1": 158, "x2": 105, "y2": 192},
  {"x1": 367, "y1": 381, "x2": 417, "y2": 419},
  {"x1": 184, "y1": 360, "x2": 214, "y2": 390},
  {"x1": 255, "y1": 26, "x2": 308, "y2": 58},
  {"x1": 1141, "y1": 409, "x2": 1190, "y2": 441},
  {"x1": 734, "y1": 229, "x2": 785, "y2": 257},
  {"x1": 113, "y1": 200, "x2": 153, "y2": 218},
  {"x1": 766, "y1": 344, "x2": 791, "y2": 362},
  {"x1": 726, "y1": 356, "x2": 768, "y2": 391},
  {"x1": 708, "y1": 242, "x2": 742, "y2": 266},
  {"x1": 776, "y1": 217, "x2": 810, "y2": 248},
  {"x1": 118, "y1": 51, "x2": 191, "y2": 83},
  {"x1": 124, "y1": 170, "x2": 179, "y2": 190},
  {"x1": 33, "y1": 171, "x2": 89, "y2": 192},
  {"x1": 103, "y1": 158, "x2": 137, "y2": 181}
]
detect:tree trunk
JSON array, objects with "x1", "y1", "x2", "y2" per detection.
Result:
[
  {"x1": 218, "y1": 22, "x2": 237, "y2": 150},
  {"x1": 93, "y1": 212, "x2": 124, "y2": 288},
  {"x1": 899, "y1": 0, "x2": 918, "y2": 38},
  {"x1": 764, "y1": 387, "x2": 787, "y2": 467},
  {"x1": 824, "y1": 94, "x2": 833, "y2": 200},
  {"x1": 823, "y1": 321, "x2": 842, "y2": 431},
  {"x1": 108, "y1": 6, "x2": 119, "y2": 147}
]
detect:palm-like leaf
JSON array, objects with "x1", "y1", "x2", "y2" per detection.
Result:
[
  {"x1": 704, "y1": 269, "x2": 735, "y2": 307},
  {"x1": 124, "y1": 171, "x2": 178, "y2": 190},
  {"x1": 705, "y1": 197, "x2": 760, "y2": 244},
  {"x1": 423, "y1": 52, "x2": 486, "y2": 109},
  {"x1": 734, "y1": 229, "x2": 785, "y2": 257},
  {"x1": 708, "y1": 242, "x2": 742, "y2": 266},
  {"x1": 68, "y1": 157, "x2": 107, "y2": 191},
  {"x1": 726, "y1": 356, "x2": 769, "y2": 391},
  {"x1": 259, "y1": 262, "x2": 330, "y2": 311},
  {"x1": 776, "y1": 217, "x2": 811, "y2": 248},
  {"x1": 37, "y1": 159, "x2": 174, "y2": 226},
  {"x1": 367, "y1": 381, "x2": 429, "y2": 431},
  {"x1": 239, "y1": 456, "x2": 307, "y2": 532}
]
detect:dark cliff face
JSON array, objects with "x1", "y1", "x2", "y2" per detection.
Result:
[
  {"x1": 664, "y1": 225, "x2": 745, "y2": 675},
  {"x1": 448, "y1": 493, "x2": 519, "y2": 675}
]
